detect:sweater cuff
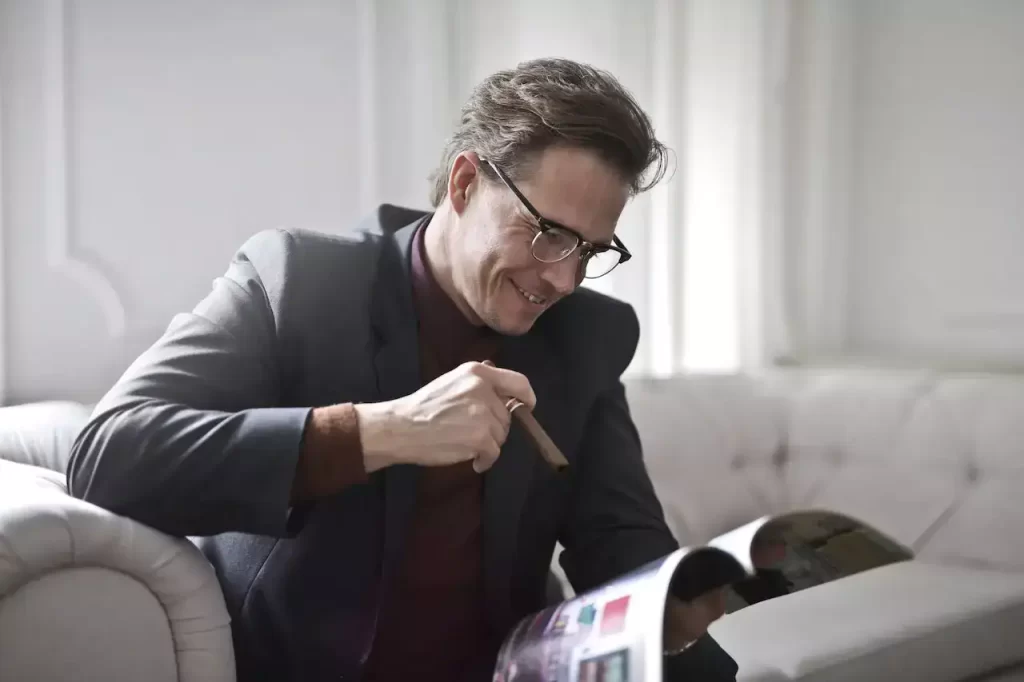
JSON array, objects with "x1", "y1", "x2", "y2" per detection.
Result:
[{"x1": 292, "y1": 403, "x2": 369, "y2": 502}]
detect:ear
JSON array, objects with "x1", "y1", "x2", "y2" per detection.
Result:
[{"x1": 447, "y1": 151, "x2": 482, "y2": 216}]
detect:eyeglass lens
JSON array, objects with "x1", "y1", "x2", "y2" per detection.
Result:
[{"x1": 530, "y1": 227, "x2": 621, "y2": 278}]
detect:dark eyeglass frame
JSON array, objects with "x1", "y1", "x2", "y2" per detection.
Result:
[{"x1": 481, "y1": 158, "x2": 632, "y2": 277}]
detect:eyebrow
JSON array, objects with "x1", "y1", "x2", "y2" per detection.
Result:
[
  {"x1": 488, "y1": 158, "x2": 616, "y2": 247},
  {"x1": 524, "y1": 207, "x2": 616, "y2": 247}
]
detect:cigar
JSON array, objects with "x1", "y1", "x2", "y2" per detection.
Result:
[{"x1": 506, "y1": 399, "x2": 569, "y2": 472}]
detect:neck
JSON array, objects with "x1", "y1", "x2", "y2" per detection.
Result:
[{"x1": 423, "y1": 204, "x2": 483, "y2": 326}]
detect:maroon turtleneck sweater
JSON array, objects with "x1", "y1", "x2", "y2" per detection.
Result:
[
  {"x1": 364, "y1": 218, "x2": 501, "y2": 680},
  {"x1": 296, "y1": 218, "x2": 499, "y2": 680}
]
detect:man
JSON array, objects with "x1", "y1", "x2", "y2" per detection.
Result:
[{"x1": 67, "y1": 58, "x2": 738, "y2": 681}]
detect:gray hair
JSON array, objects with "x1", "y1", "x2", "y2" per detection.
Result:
[{"x1": 428, "y1": 57, "x2": 670, "y2": 207}]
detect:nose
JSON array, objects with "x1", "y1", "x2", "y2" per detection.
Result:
[{"x1": 539, "y1": 256, "x2": 580, "y2": 297}]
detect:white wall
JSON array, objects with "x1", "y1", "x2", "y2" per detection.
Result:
[
  {"x1": 1, "y1": 0, "x2": 375, "y2": 404},
  {"x1": 0, "y1": 0, "x2": 678, "y2": 404},
  {"x1": 848, "y1": 0, "x2": 1024, "y2": 366},
  {"x1": 3, "y1": 0, "x2": 1021, "y2": 405},
  {"x1": 788, "y1": 0, "x2": 1024, "y2": 367}
]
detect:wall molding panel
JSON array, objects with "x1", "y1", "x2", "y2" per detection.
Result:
[
  {"x1": 785, "y1": 0, "x2": 854, "y2": 362},
  {"x1": 0, "y1": 43, "x2": 7, "y2": 404},
  {"x1": 42, "y1": 0, "x2": 126, "y2": 339}
]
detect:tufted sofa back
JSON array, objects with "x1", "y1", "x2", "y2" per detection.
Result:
[{"x1": 625, "y1": 369, "x2": 1024, "y2": 573}]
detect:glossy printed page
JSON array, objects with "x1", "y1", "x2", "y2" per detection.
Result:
[{"x1": 492, "y1": 550, "x2": 685, "y2": 682}]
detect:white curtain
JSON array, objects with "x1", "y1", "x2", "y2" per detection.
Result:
[{"x1": 639, "y1": 0, "x2": 794, "y2": 375}]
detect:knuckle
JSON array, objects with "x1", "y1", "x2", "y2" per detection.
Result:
[{"x1": 466, "y1": 401, "x2": 486, "y2": 419}]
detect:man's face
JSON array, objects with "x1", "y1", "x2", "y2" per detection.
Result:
[{"x1": 449, "y1": 146, "x2": 630, "y2": 335}]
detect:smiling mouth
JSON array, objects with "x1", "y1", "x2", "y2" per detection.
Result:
[{"x1": 511, "y1": 279, "x2": 548, "y2": 306}]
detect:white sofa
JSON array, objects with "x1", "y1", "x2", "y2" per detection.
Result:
[
  {"x1": 0, "y1": 402, "x2": 235, "y2": 682},
  {"x1": 626, "y1": 369, "x2": 1024, "y2": 682},
  {"x1": 2, "y1": 370, "x2": 1024, "y2": 681}
]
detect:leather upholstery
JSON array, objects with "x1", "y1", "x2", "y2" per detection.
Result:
[
  {"x1": 0, "y1": 405, "x2": 235, "y2": 682},
  {"x1": 624, "y1": 369, "x2": 1024, "y2": 681},
  {"x1": 627, "y1": 369, "x2": 1024, "y2": 571}
]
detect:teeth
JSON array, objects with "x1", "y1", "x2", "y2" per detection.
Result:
[{"x1": 513, "y1": 281, "x2": 546, "y2": 305}]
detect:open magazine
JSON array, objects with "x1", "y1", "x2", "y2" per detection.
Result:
[{"x1": 492, "y1": 509, "x2": 913, "y2": 682}]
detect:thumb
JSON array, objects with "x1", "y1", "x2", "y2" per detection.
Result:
[{"x1": 478, "y1": 360, "x2": 536, "y2": 409}]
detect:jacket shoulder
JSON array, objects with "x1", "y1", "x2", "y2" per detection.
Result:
[
  {"x1": 236, "y1": 225, "x2": 382, "y2": 272},
  {"x1": 235, "y1": 203, "x2": 426, "y2": 283},
  {"x1": 220, "y1": 226, "x2": 387, "y2": 347},
  {"x1": 540, "y1": 288, "x2": 640, "y2": 383}
]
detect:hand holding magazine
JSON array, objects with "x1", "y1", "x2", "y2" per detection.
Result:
[{"x1": 492, "y1": 509, "x2": 913, "y2": 682}]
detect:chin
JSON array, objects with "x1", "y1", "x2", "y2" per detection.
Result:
[
  {"x1": 484, "y1": 299, "x2": 545, "y2": 336},
  {"x1": 478, "y1": 278, "x2": 551, "y2": 335},
  {"x1": 484, "y1": 311, "x2": 537, "y2": 337}
]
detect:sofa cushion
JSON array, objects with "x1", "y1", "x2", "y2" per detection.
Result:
[
  {"x1": 783, "y1": 371, "x2": 963, "y2": 555},
  {"x1": 782, "y1": 371, "x2": 1024, "y2": 572},
  {"x1": 0, "y1": 401, "x2": 92, "y2": 473},
  {"x1": 709, "y1": 561, "x2": 1024, "y2": 682},
  {"x1": 624, "y1": 375, "x2": 789, "y2": 546}
]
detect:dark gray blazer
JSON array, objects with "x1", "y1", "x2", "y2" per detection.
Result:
[{"x1": 67, "y1": 205, "x2": 738, "y2": 682}]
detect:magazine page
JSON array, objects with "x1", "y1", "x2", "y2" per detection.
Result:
[
  {"x1": 723, "y1": 509, "x2": 914, "y2": 612},
  {"x1": 704, "y1": 517, "x2": 774, "y2": 575},
  {"x1": 492, "y1": 549, "x2": 687, "y2": 682}
]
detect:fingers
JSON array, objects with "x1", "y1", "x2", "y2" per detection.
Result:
[
  {"x1": 472, "y1": 431, "x2": 503, "y2": 473},
  {"x1": 476, "y1": 361, "x2": 537, "y2": 409},
  {"x1": 482, "y1": 387, "x2": 513, "y2": 433},
  {"x1": 453, "y1": 361, "x2": 534, "y2": 473},
  {"x1": 466, "y1": 372, "x2": 510, "y2": 473},
  {"x1": 475, "y1": 363, "x2": 523, "y2": 471}
]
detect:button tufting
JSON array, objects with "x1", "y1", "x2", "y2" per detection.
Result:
[{"x1": 965, "y1": 463, "x2": 980, "y2": 483}]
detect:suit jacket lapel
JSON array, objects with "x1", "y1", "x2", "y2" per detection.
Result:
[
  {"x1": 485, "y1": 331, "x2": 569, "y2": 629},
  {"x1": 370, "y1": 219, "x2": 425, "y2": 585}
]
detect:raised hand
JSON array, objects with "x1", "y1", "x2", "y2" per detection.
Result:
[{"x1": 355, "y1": 361, "x2": 536, "y2": 473}]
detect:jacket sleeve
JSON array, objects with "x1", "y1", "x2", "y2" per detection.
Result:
[
  {"x1": 558, "y1": 382, "x2": 739, "y2": 682},
  {"x1": 67, "y1": 229, "x2": 313, "y2": 538}
]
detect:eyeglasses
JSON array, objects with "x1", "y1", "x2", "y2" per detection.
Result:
[{"x1": 482, "y1": 159, "x2": 632, "y2": 279}]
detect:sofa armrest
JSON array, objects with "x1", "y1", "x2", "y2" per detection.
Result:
[
  {"x1": 0, "y1": 400, "x2": 92, "y2": 472},
  {"x1": 0, "y1": 461, "x2": 235, "y2": 681}
]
